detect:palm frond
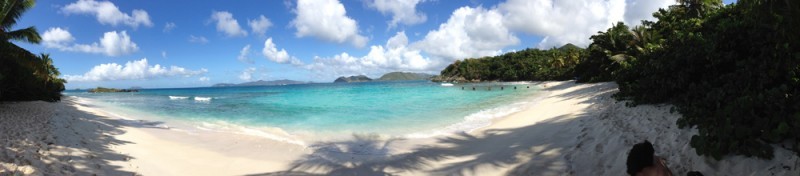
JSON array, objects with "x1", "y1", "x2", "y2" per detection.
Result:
[
  {"x1": 6, "y1": 25, "x2": 39, "y2": 43},
  {"x1": 1, "y1": 0, "x2": 35, "y2": 31}
]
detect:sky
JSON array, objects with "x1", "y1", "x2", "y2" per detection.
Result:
[{"x1": 14, "y1": 0, "x2": 737, "y2": 89}]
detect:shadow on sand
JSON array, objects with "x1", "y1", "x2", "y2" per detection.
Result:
[
  {"x1": 253, "y1": 115, "x2": 587, "y2": 176},
  {"x1": 0, "y1": 98, "x2": 170, "y2": 175},
  {"x1": 253, "y1": 82, "x2": 617, "y2": 176}
]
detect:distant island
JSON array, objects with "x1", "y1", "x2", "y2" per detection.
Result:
[
  {"x1": 377, "y1": 72, "x2": 435, "y2": 81},
  {"x1": 212, "y1": 79, "x2": 307, "y2": 87},
  {"x1": 333, "y1": 72, "x2": 436, "y2": 83},
  {"x1": 88, "y1": 87, "x2": 139, "y2": 93},
  {"x1": 334, "y1": 75, "x2": 372, "y2": 83}
]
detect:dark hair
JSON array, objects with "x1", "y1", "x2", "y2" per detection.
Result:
[{"x1": 626, "y1": 140, "x2": 655, "y2": 175}]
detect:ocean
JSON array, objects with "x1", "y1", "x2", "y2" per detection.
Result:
[{"x1": 64, "y1": 81, "x2": 541, "y2": 141}]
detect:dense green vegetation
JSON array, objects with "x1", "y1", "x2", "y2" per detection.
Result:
[
  {"x1": 573, "y1": 22, "x2": 652, "y2": 83},
  {"x1": 87, "y1": 87, "x2": 139, "y2": 93},
  {"x1": 1, "y1": 0, "x2": 65, "y2": 102},
  {"x1": 612, "y1": 0, "x2": 800, "y2": 159},
  {"x1": 437, "y1": 0, "x2": 800, "y2": 159},
  {"x1": 435, "y1": 44, "x2": 586, "y2": 82}
]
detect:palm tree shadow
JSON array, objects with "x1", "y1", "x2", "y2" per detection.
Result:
[
  {"x1": 253, "y1": 114, "x2": 582, "y2": 176},
  {"x1": 539, "y1": 81, "x2": 617, "y2": 105},
  {"x1": 415, "y1": 114, "x2": 581, "y2": 176},
  {"x1": 249, "y1": 134, "x2": 432, "y2": 176},
  {"x1": 1, "y1": 98, "x2": 172, "y2": 175}
]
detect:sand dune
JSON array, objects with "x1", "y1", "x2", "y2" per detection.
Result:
[{"x1": 2, "y1": 81, "x2": 798, "y2": 175}]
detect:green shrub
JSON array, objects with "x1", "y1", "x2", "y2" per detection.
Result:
[{"x1": 614, "y1": 0, "x2": 800, "y2": 159}]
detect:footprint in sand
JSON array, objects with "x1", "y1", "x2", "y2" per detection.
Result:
[{"x1": 595, "y1": 143, "x2": 604, "y2": 153}]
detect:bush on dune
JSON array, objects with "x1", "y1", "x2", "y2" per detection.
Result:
[
  {"x1": 435, "y1": 0, "x2": 800, "y2": 160},
  {"x1": 612, "y1": 0, "x2": 800, "y2": 159}
]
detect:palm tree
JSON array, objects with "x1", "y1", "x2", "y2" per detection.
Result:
[
  {"x1": 592, "y1": 22, "x2": 634, "y2": 66},
  {"x1": 1, "y1": 0, "x2": 40, "y2": 45},
  {"x1": 1, "y1": 0, "x2": 40, "y2": 68},
  {"x1": 1, "y1": 0, "x2": 40, "y2": 100},
  {"x1": 0, "y1": 0, "x2": 64, "y2": 101},
  {"x1": 551, "y1": 52, "x2": 565, "y2": 69},
  {"x1": 36, "y1": 53, "x2": 59, "y2": 82},
  {"x1": 629, "y1": 25, "x2": 656, "y2": 57}
]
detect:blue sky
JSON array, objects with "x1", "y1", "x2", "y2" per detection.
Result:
[{"x1": 14, "y1": 0, "x2": 737, "y2": 89}]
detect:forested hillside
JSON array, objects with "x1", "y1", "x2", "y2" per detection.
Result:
[{"x1": 434, "y1": 44, "x2": 586, "y2": 82}]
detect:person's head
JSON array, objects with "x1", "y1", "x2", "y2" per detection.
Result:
[
  {"x1": 626, "y1": 140, "x2": 672, "y2": 176},
  {"x1": 627, "y1": 141, "x2": 655, "y2": 175}
]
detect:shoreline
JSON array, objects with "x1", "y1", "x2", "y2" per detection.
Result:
[
  {"x1": 66, "y1": 81, "x2": 547, "y2": 144},
  {"x1": 2, "y1": 81, "x2": 798, "y2": 175}
]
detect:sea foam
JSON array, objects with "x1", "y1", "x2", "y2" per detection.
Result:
[
  {"x1": 405, "y1": 93, "x2": 545, "y2": 139},
  {"x1": 194, "y1": 96, "x2": 212, "y2": 102},
  {"x1": 169, "y1": 96, "x2": 189, "y2": 100},
  {"x1": 196, "y1": 121, "x2": 306, "y2": 146}
]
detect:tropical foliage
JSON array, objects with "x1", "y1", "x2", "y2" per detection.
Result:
[
  {"x1": 574, "y1": 22, "x2": 640, "y2": 83},
  {"x1": 1, "y1": 0, "x2": 65, "y2": 101},
  {"x1": 436, "y1": 0, "x2": 800, "y2": 159},
  {"x1": 436, "y1": 44, "x2": 586, "y2": 82},
  {"x1": 612, "y1": 0, "x2": 800, "y2": 159}
]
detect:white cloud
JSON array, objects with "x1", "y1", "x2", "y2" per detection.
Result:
[
  {"x1": 498, "y1": 0, "x2": 624, "y2": 48},
  {"x1": 238, "y1": 44, "x2": 253, "y2": 64},
  {"x1": 61, "y1": 0, "x2": 152, "y2": 28},
  {"x1": 624, "y1": 0, "x2": 673, "y2": 26},
  {"x1": 292, "y1": 0, "x2": 368, "y2": 47},
  {"x1": 210, "y1": 11, "x2": 248, "y2": 37},
  {"x1": 199, "y1": 76, "x2": 210, "y2": 82},
  {"x1": 262, "y1": 38, "x2": 292, "y2": 64},
  {"x1": 305, "y1": 31, "x2": 438, "y2": 78},
  {"x1": 64, "y1": 58, "x2": 207, "y2": 82},
  {"x1": 239, "y1": 67, "x2": 256, "y2": 81},
  {"x1": 163, "y1": 22, "x2": 176, "y2": 32},
  {"x1": 248, "y1": 15, "x2": 272, "y2": 36},
  {"x1": 161, "y1": 51, "x2": 167, "y2": 58},
  {"x1": 97, "y1": 31, "x2": 138, "y2": 56},
  {"x1": 366, "y1": 0, "x2": 427, "y2": 28},
  {"x1": 188, "y1": 35, "x2": 209, "y2": 44},
  {"x1": 42, "y1": 28, "x2": 139, "y2": 56},
  {"x1": 497, "y1": 0, "x2": 673, "y2": 48},
  {"x1": 42, "y1": 27, "x2": 75, "y2": 46},
  {"x1": 412, "y1": 6, "x2": 519, "y2": 60},
  {"x1": 407, "y1": 0, "x2": 673, "y2": 60}
]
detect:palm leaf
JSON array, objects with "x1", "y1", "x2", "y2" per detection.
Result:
[
  {"x1": 1, "y1": 0, "x2": 35, "y2": 31},
  {"x1": 5, "y1": 26, "x2": 39, "y2": 43}
]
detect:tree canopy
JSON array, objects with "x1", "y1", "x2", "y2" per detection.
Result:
[
  {"x1": 435, "y1": 44, "x2": 586, "y2": 82},
  {"x1": 435, "y1": 0, "x2": 800, "y2": 159},
  {"x1": 1, "y1": 0, "x2": 65, "y2": 101}
]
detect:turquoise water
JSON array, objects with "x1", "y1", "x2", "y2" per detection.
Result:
[{"x1": 65, "y1": 81, "x2": 540, "y2": 138}]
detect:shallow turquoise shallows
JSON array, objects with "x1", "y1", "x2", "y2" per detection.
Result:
[{"x1": 65, "y1": 81, "x2": 540, "y2": 137}]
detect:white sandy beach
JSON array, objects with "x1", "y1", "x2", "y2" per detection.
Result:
[{"x1": 2, "y1": 81, "x2": 798, "y2": 175}]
